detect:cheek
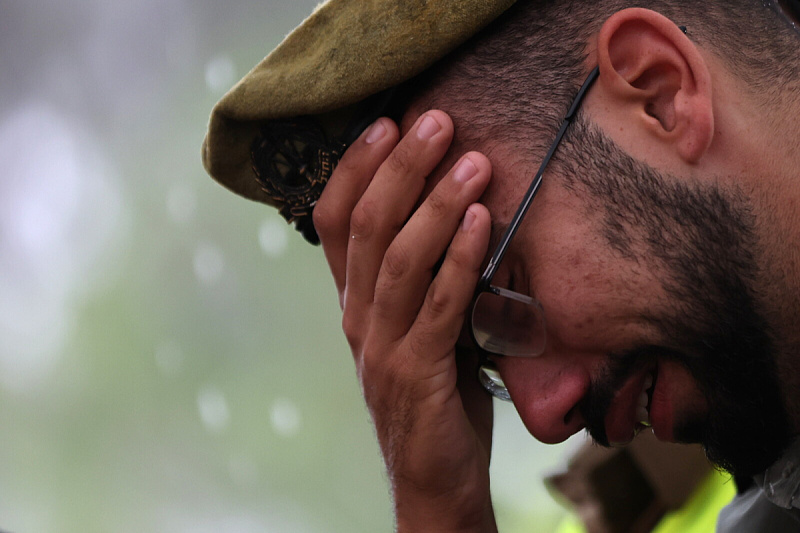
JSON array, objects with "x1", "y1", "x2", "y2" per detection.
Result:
[
  {"x1": 658, "y1": 360, "x2": 708, "y2": 415},
  {"x1": 523, "y1": 206, "x2": 665, "y2": 351},
  {"x1": 537, "y1": 264, "x2": 656, "y2": 346}
]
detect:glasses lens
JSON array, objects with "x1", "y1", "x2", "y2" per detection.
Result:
[
  {"x1": 471, "y1": 288, "x2": 546, "y2": 357},
  {"x1": 478, "y1": 362, "x2": 511, "y2": 401}
]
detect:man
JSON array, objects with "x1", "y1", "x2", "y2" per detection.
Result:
[{"x1": 203, "y1": 0, "x2": 800, "y2": 530}]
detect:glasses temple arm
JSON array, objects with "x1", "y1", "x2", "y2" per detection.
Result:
[{"x1": 479, "y1": 66, "x2": 601, "y2": 285}]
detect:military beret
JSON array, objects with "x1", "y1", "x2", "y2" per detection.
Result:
[{"x1": 202, "y1": 0, "x2": 518, "y2": 243}]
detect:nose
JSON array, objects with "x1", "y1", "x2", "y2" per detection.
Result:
[{"x1": 494, "y1": 355, "x2": 589, "y2": 444}]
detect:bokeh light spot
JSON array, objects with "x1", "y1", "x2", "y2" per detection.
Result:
[
  {"x1": 270, "y1": 398, "x2": 302, "y2": 438},
  {"x1": 258, "y1": 218, "x2": 289, "y2": 258},
  {"x1": 193, "y1": 243, "x2": 225, "y2": 285},
  {"x1": 167, "y1": 183, "x2": 197, "y2": 225},
  {"x1": 197, "y1": 386, "x2": 230, "y2": 433},
  {"x1": 0, "y1": 102, "x2": 123, "y2": 394},
  {"x1": 205, "y1": 54, "x2": 236, "y2": 95}
]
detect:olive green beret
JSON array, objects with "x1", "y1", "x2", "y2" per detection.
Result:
[{"x1": 202, "y1": 0, "x2": 517, "y2": 243}]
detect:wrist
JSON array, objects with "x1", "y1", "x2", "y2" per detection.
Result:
[
  {"x1": 394, "y1": 491, "x2": 497, "y2": 533},
  {"x1": 396, "y1": 512, "x2": 497, "y2": 533}
]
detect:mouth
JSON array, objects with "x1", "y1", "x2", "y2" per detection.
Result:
[
  {"x1": 636, "y1": 366, "x2": 657, "y2": 428},
  {"x1": 602, "y1": 362, "x2": 660, "y2": 446}
]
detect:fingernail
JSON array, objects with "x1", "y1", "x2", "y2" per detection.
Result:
[
  {"x1": 454, "y1": 157, "x2": 478, "y2": 183},
  {"x1": 365, "y1": 120, "x2": 387, "y2": 144},
  {"x1": 417, "y1": 115, "x2": 441, "y2": 140},
  {"x1": 462, "y1": 207, "x2": 477, "y2": 232}
]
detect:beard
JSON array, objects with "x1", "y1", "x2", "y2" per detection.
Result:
[{"x1": 552, "y1": 117, "x2": 794, "y2": 479}]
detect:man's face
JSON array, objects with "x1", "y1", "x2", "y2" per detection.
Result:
[{"x1": 479, "y1": 119, "x2": 793, "y2": 479}]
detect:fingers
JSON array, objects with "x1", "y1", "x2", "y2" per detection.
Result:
[
  {"x1": 313, "y1": 112, "x2": 496, "y2": 530},
  {"x1": 455, "y1": 344, "x2": 494, "y2": 454},
  {"x1": 344, "y1": 111, "x2": 455, "y2": 317},
  {"x1": 314, "y1": 118, "x2": 399, "y2": 299},
  {"x1": 407, "y1": 204, "x2": 491, "y2": 361},
  {"x1": 371, "y1": 154, "x2": 491, "y2": 343}
]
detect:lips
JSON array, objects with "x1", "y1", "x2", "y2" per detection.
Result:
[
  {"x1": 603, "y1": 363, "x2": 658, "y2": 446},
  {"x1": 648, "y1": 361, "x2": 676, "y2": 442}
]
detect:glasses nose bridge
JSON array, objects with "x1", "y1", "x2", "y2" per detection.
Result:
[{"x1": 478, "y1": 361, "x2": 511, "y2": 401}]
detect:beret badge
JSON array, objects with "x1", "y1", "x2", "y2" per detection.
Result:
[{"x1": 251, "y1": 119, "x2": 346, "y2": 245}]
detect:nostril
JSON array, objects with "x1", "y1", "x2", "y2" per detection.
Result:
[{"x1": 564, "y1": 405, "x2": 586, "y2": 430}]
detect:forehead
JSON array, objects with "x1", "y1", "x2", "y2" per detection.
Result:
[{"x1": 401, "y1": 104, "x2": 532, "y2": 215}]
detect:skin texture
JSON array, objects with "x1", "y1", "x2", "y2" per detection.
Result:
[
  {"x1": 312, "y1": 7, "x2": 800, "y2": 532},
  {"x1": 313, "y1": 113, "x2": 497, "y2": 532}
]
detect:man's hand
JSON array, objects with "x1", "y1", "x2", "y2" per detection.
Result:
[{"x1": 313, "y1": 111, "x2": 497, "y2": 532}]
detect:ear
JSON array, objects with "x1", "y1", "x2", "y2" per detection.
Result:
[{"x1": 596, "y1": 8, "x2": 714, "y2": 164}]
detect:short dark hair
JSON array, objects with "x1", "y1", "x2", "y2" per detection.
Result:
[{"x1": 411, "y1": 0, "x2": 800, "y2": 153}]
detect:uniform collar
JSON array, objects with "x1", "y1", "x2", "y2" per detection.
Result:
[{"x1": 756, "y1": 437, "x2": 800, "y2": 509}]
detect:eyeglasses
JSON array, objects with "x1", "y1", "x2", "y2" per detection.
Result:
[{"x1": 469, "y1": 65, "x2": 600, "y2": 401}]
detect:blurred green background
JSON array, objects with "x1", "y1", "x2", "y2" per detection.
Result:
[{"x1": 0, "y1": 1, "x2": 577, "y2": 531}]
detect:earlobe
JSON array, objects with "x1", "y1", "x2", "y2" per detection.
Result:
[{"x1": 596, "y1": 8, "x2": 714, "y2": 164}]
